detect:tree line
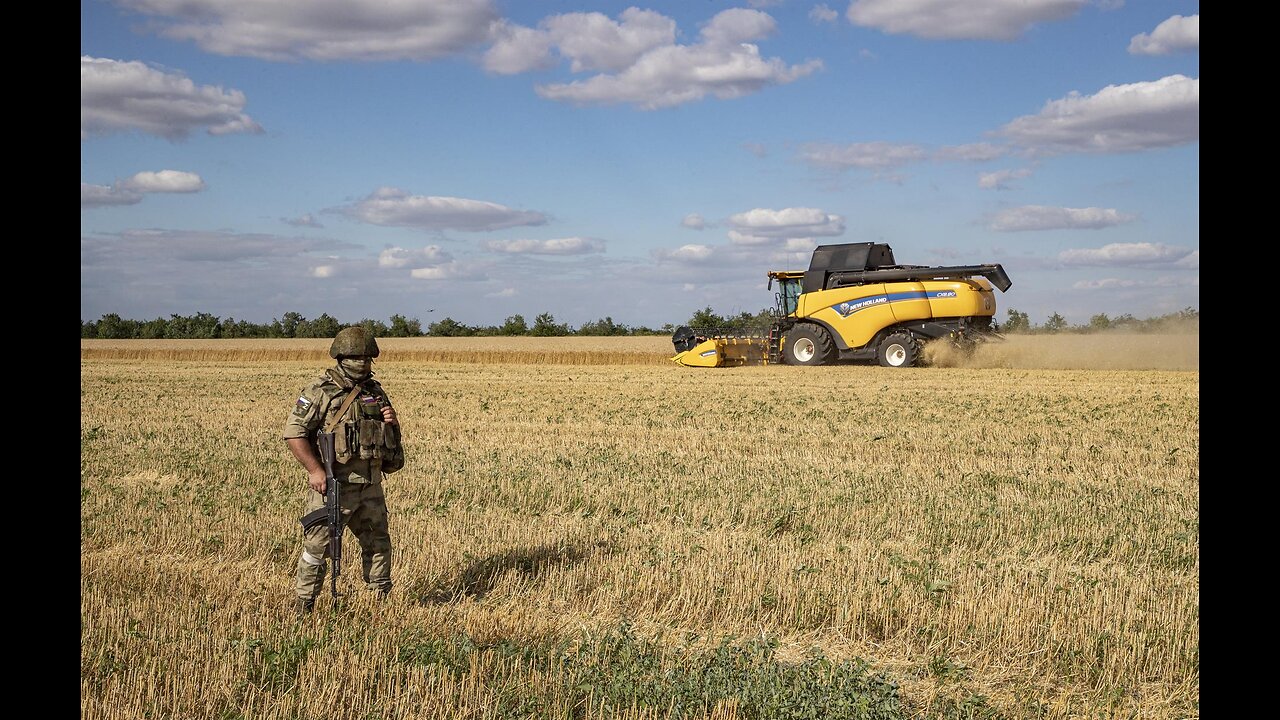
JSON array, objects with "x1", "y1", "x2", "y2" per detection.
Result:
[
  {"x1": 81, "y1": 305, "x2": 1198, "y2": 340},
  {"x1": 80, "y1": 311, "x2": 674, "y2": 339}
]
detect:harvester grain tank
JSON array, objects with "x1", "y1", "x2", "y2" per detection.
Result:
[{"x1": 671, "y1": 242, "x2": 1011, "y2": 368}]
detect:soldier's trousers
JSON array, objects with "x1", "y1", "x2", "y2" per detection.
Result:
[{"x1": 295, "y1": 481, "x2": 392, "y2": 600}]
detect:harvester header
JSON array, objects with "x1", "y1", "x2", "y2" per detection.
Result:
[{"x1": 671, "y1": 242, "x2": 1010, "y2": 368}]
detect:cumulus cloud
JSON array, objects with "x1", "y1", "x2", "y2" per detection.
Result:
[
  {"x1": 998, "y1": 75, "x2": 1199, "y2": 154},
  {"x1": 490, "y1": 7, "x2": 821, "y2": 109},
  {"x1": 283, "y1": 214, "x2": 324, "y2": 228},
  {"x1": 481, "y1": 237, "x2": 606, "y2": 255},
  {"x1": 655, "y1": 244, "x2": 715, "y2": 263},
  {"x1": 311, "y1": 265, "x2": 337, "y2": 278},
  {"x1": 1129, "y1": 15, "x2": 1198, "y2": 55},
  {"x1": 989, "y1": 205, "x2": 1136, "y2": 231},
  {"x1": 120, "y1": 170, "x2": 205, "y2": 193},
  {"x1": 1174, "y1": 249, "x2": 1198, "y2": 269},
  {"x1": 810, "y1": 5, "x2": 839, "y2": 23},
  {"x1": 485, "y1": 8, "x2": 675, "y2": 74},
  {"x1": 682, "y1": 213, "x2": 707, "y2": 230},
  {"x1": 978, "y1": 167, "x2": 1033, "y2": 190},
  {"x1": 486, "y1": 287, "x2": 517, "y2": 298},
  {"x1": 727, "y1": 207, "x2": 845, "y2": 245},
  {"x1": 409, "y1": 261, "x2": 486, "y2": 280},
  {"x1": 379, "y1": 245, "x2": 453, "y2": 268},
  {"x1": 1058, "y1": 242, "x2": 1193, "y2": 266},
  {"x1": 115, "y1": 0, "x2": 496, "y2": 61},
  {"x1": 336, "y1": 187, "x2": 547, "y2": 232},
  {"x1": 81, "y1": 56, "x2": 262, "y2": 140},
  {"x1": 846, "y1": 0, "x2": 1084, "y2": 40},
  {"x1": 82, "y1": 170, "x2": 206, "y2": 208}
]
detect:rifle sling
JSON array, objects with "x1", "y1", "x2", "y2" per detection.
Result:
[{"x1": 323, "y1": 383, "x2": 365, "y2": 435}]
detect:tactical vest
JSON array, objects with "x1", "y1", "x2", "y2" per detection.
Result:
[{"x1": 319, "y1": 371, "x2": 404, "y2": 474}]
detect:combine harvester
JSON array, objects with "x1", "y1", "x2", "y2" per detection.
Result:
[{"x1": 671, "y1": 242, "x2": 1011, "y2": 368}]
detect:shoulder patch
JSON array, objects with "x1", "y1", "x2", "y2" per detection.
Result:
[{"x1": 293, "y1": 395, "x2": 314, "y2": 416}]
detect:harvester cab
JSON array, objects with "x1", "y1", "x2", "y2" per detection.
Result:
[{"x1": 671, "y1": 242, "x2": 1011, "y2": 368}]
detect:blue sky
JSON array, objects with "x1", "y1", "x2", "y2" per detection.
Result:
[{"x1": 81, "y1": 0, "x2": 1199, "y2": 329}]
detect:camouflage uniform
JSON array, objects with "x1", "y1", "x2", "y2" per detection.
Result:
[{"x1": 284, "y1": 365, "x2": 404, "y2": 605}]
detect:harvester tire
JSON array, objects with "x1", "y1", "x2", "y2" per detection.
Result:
[
  {"x1": 877, "y1": 331, "x2": 919, "y2": 368},
  {"x1": 784, "y1": 324, "x2": 834, "y2": 366}
]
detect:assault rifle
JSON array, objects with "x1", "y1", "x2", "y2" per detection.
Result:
[{"x1": 298, "y1": 431, "x2": 341, "y2": 599}]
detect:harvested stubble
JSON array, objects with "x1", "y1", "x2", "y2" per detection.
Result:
[{"x1": 81, "y1": 337, "x2": 1198, "y2": 719}]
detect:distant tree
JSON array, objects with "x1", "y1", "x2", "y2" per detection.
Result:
[
  {"x1": 1088, "y1": 313, "x2": 1112, "y2": 332},
  {"x1": 94, "y1": 313, "x2": 132, "y2": 339},
  {"x1": 138, "y1": 317, "x2": 168, "y2": 339},
  {"x1": 356, "y1": 319, "x2": 390, "y2": 337},
  {"x1": 577, "y1": 316, "x2": 630, "y2": 336},
  {"x1": 499, "y1": 314, "x2": 528, "y2": 336},
  {"x1": 1043, "y1": 312, "x2": 1068, "y2": 334},
  {"x1": 1003, "y1": 308, "x2": 1031, "y2": 334},
  {"x1": 687, "y1": 306, "x2": 729, "y2": 329},
  {"x1": 427, "y1": 317, "x2": 474, "y2": 337},
  {"x1": 307, "y1": 313, "x2": 342, "y2": 338},
  {"x1": 530, "y1": 312, "x2": 570, "y2": 336},
  {"x1": 387, "y1": 314, "x2": 421, "y2": 337}
]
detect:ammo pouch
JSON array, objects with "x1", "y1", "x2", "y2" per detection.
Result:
[{"x1": 332, "y1": 419, "x2": 404, "y2": 472}]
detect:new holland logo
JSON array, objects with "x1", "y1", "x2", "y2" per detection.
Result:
[{"x1": 835, "y1": 296, "x2": 888, "y2": 317}]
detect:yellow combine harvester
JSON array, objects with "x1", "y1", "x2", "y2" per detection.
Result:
[{"x1": 671, "y1": 242, "x2": 1011, "y2": 368}]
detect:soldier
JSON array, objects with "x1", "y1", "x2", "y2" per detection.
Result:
[{"x1": 284, "y1": 326, "x2": 404, "y2": 615}]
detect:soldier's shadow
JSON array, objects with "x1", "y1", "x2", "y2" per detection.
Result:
[{"x1": 412, "y1": 539, "x2": 607, "y2": 604}]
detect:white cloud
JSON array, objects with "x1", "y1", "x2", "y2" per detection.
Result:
[
  {"x1": 1059, "y1": 242, "x2": 1193, "y2": 266},
  {"x1": 988, "y1": 205, "x2": 1136, "y2": 231},
  {"x1": 727, "y1": 207, "x2": 845, "y2": 242},
  {"x1": 311, "y1": 265, "x2": 336, "y2": 278},
  {"x1": 486, "y1": 288, "x2": 517, "y2": 298},
  {"x1": 379, "y1": 245, "x2": 453, "y2": 268},
  {"x1": 743, "y1": 142, "x2": 768, "y2": 158},
  {"x1": 500, "y1": 8, "x2": 821, "y2": 109},
  {"x1": 978, "y1": 167, "x2": 1033, "y2": 190},
  {"x1": 998, "y1": 75, "x2": 1199, "y2": 154},
  {"x1": 658, "y1": 244, "x2": 715, "y2": 262},
  {"x1": 682, "y1": 213, "x2": 707, "y2": 230},
  {"x1": 799, "y1": 141, "x2": 928, "y2": 171},
  {"x1": 116, "y1": 0, "x2": 496, "y2": 61},
  {"x1": 82, "y1": 170, "x2": 206, "y2": 208},
  {"x1": 810, "y1": 5, "x2": 839, "y2": 23},
  {"x1": 486, "y1": 8, "x2": 675, "y2": 74},
  {"x1": 81, "y1": 56, "x2": 262, "y2": 140},
  {"x1": 1174, "y1": 249, "x2": 1198, "y2": 269},
  {"x1": 409, "y1": 262, "x2": 485, "y2": 280},
  {"x1": 935, "y1": 143, "x2": 1007, "y2": 162},
  {"x1": 337, "y1": 187, "x2": 547, "y2": 231},
  {"x1": 1129, "y1": 15, "x2": 1198, "y2": 56},
  {"x1": 482, "y1": 237, "x2": 606, "y2": 255},
  {"x1": 846, "y1": 0, "x2": 1085, "y2": 40},
  {"x1": 81, "y1": 183, "x2": 142, "y2": 208},
  {"x1": 121, "y1": 170, "x2": 205, "y2": 193}
]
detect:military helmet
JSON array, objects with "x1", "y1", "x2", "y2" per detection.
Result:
[{"x1": 329, "y1": 326, "x2": 380, "y2": 359}]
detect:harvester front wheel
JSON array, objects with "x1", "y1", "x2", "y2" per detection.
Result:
[
  {"x1": 784, "y1": 324, "x2": 834, "y2": 366},
  {"x1": 877, "y1": 331, "x2": 919, "y2": 368}
]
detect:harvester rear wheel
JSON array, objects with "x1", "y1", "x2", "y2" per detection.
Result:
[
  {"x1": 784, "y1": 324, "x2": 834, "y2": 366},
  {"x1": 877, "y1": 331, "x2": 919, "y2": 368}
]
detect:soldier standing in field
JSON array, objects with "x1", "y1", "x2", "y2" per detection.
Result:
[{"x1": 284, "y1": 326, "x2": 404, "y2": 615}]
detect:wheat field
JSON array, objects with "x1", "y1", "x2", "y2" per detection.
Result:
[{"x1": 80, "y1": 335, "x2": 1199, "y2": 719}]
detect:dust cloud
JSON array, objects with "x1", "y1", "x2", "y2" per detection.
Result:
[{"x1": 922, "y1": 331, "x2": 1199, "y2": 371}]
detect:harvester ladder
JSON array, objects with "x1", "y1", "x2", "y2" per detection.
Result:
[{"x1": 767, "y1": 325, "x2": 782, "y2": 365}]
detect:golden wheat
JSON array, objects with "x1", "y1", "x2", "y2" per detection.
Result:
[{"x1": 81, "y1": 337, "x2": 1198, "y2": 719}]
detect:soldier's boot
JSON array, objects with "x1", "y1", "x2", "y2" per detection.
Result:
[{"x1": 294, "y1": 597, "x2": 315, "y2": 617}]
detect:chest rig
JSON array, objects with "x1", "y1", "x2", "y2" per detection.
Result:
[{"x1": 319, "y1": 369, "x2": 404, "y2": 474}]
